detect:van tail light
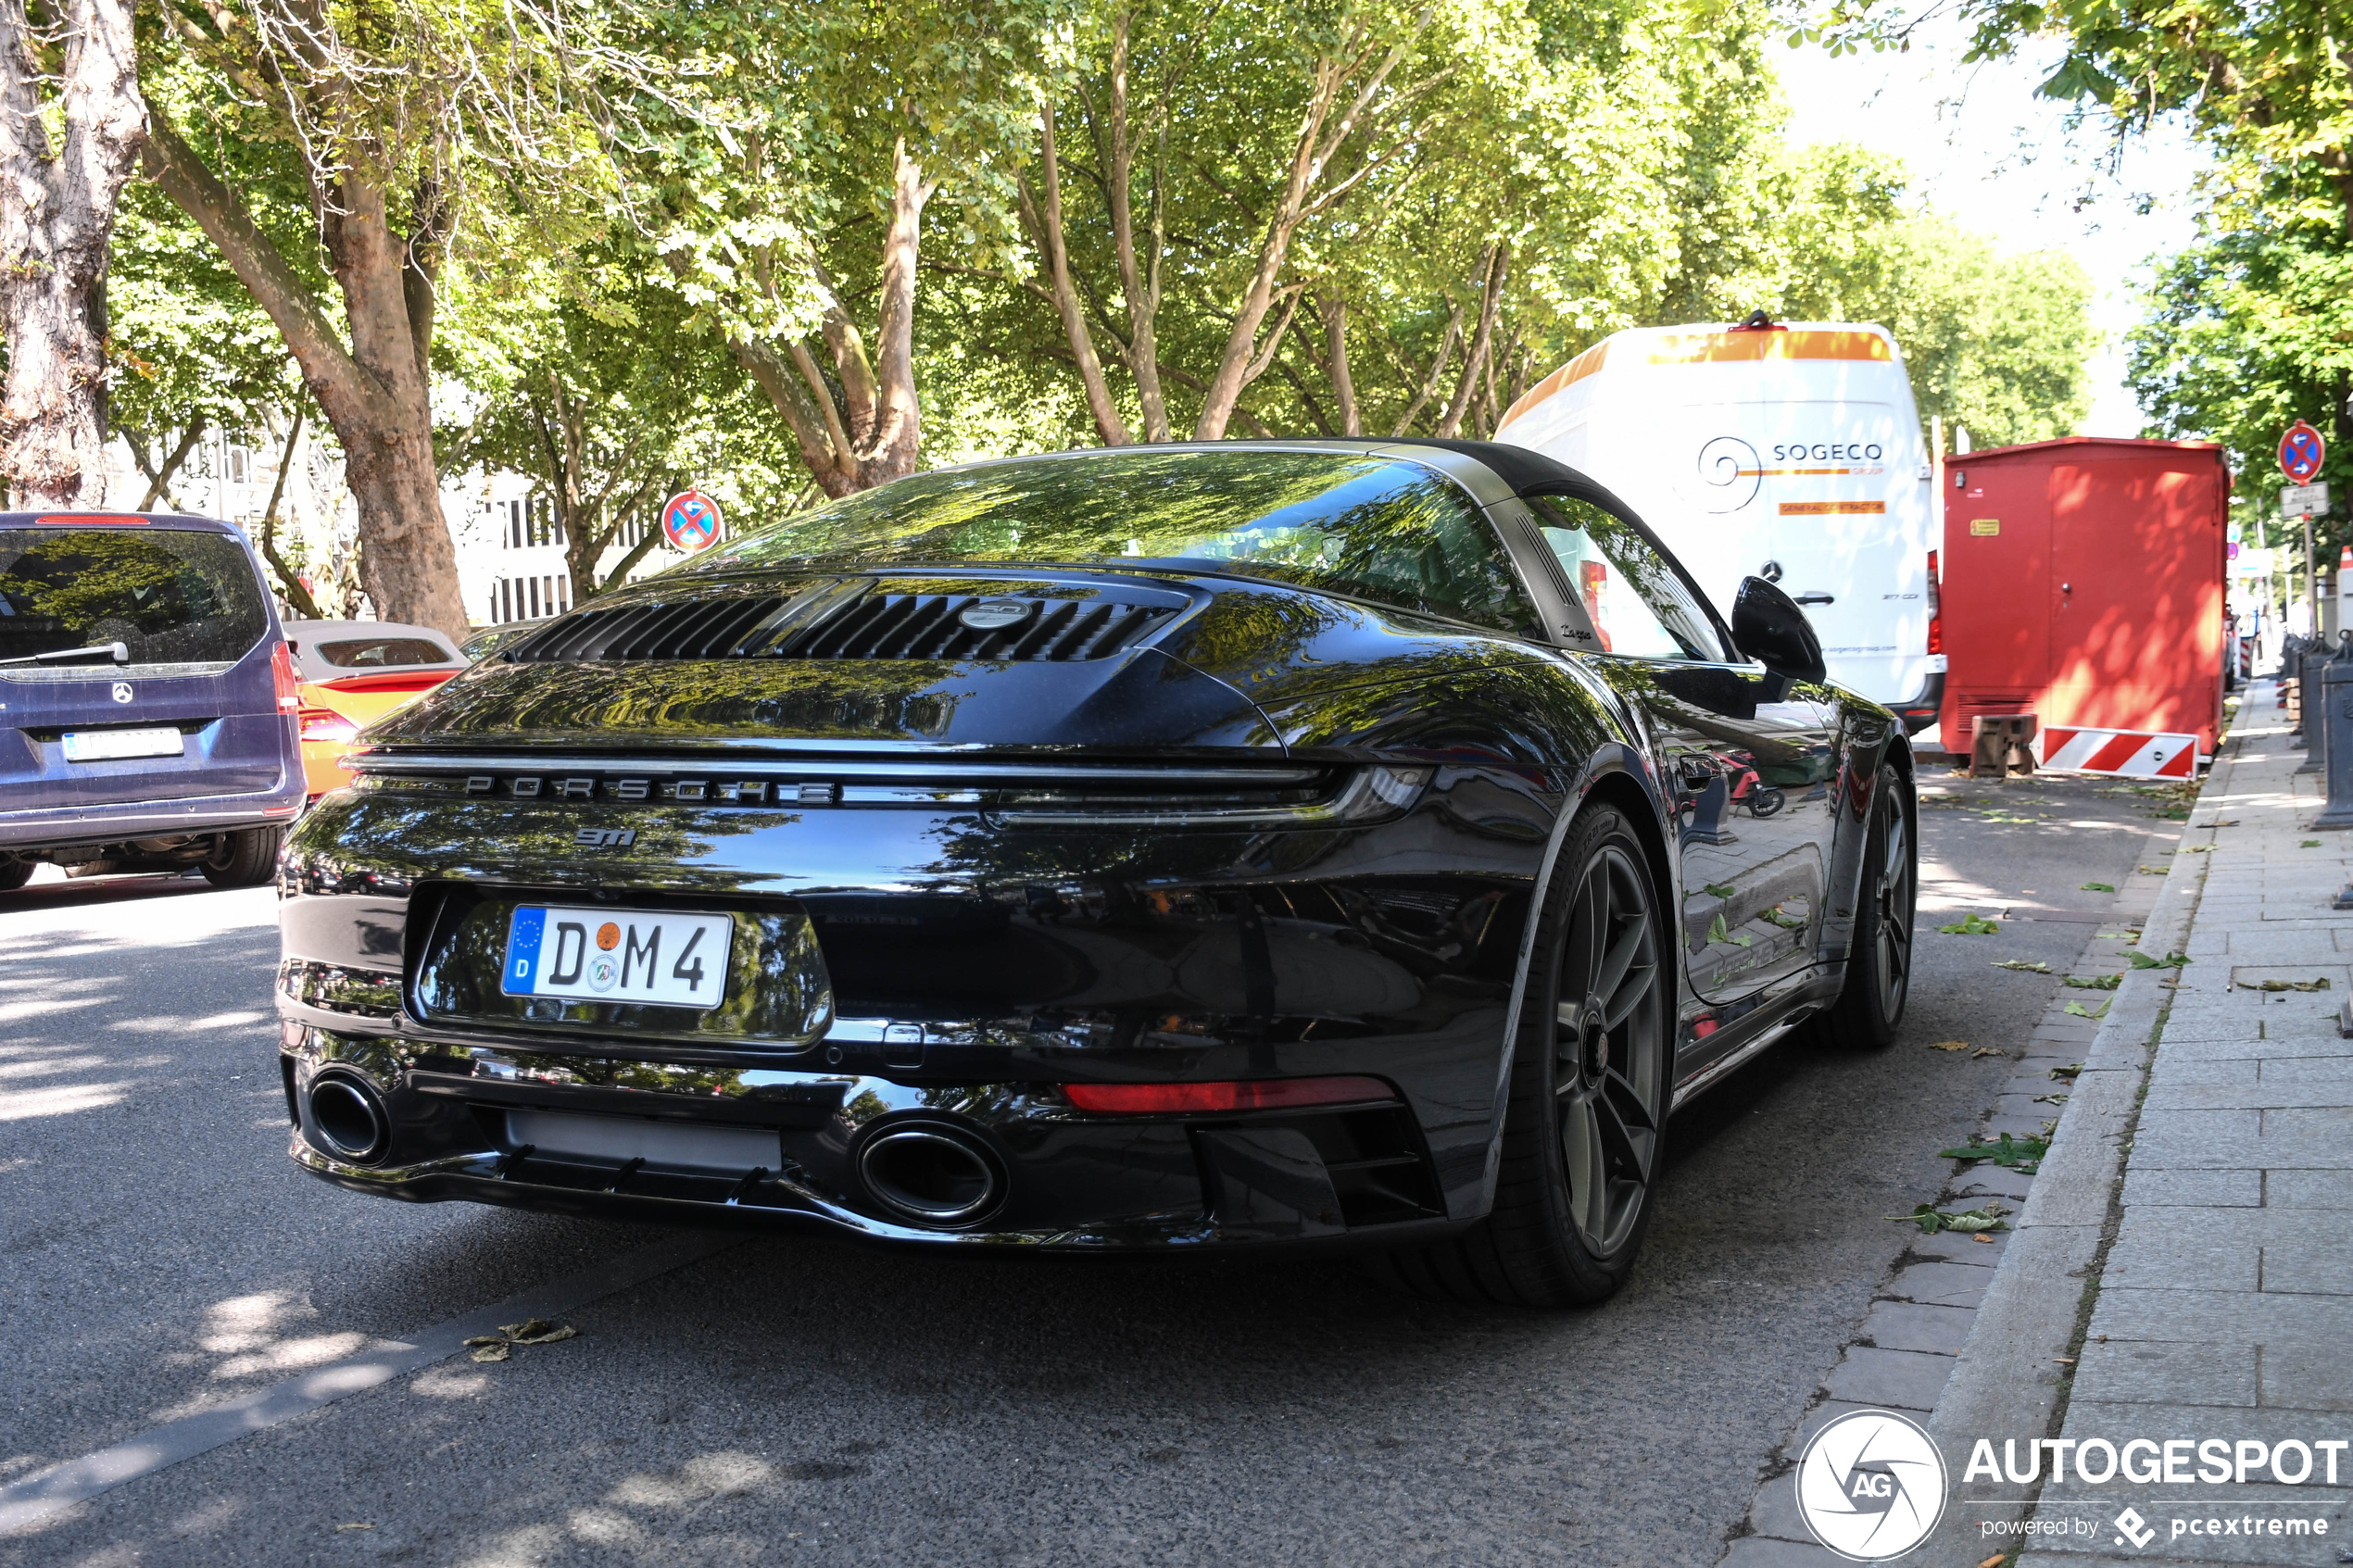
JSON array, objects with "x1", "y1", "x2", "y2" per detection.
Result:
[
  {"x1": 1925, "y1": 550, "x2": 1943, "y2": 656},
  {"x1": 298, "y1": 707, "x2": 359, "y2": 744},
  {"x1": 271, "y1": 641, "x2": 302, "y2": 712}
]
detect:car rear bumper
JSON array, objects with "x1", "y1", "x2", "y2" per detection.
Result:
[
  {"x1": 0, "y1": 776, "x2": 305, "y2": 852},
  {"x1": 278, "y1": 1023, "x2": 1473, "y2": 1253}
]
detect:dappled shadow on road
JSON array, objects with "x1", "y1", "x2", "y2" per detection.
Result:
[{"x1": 0, "y1": 771, "x2": 2184, "y2": 1566}]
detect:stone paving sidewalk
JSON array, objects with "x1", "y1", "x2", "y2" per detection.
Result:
[
  {"x1": 2009, "y1": 683, "x2": 2353, "y2": 1565},
  {"x1": 1724, "y1": 774, "x2": 2186, "y2": 1567},
  {"x1": 1725, "y1": 680, "x2": 2353, "y2": 1567}
]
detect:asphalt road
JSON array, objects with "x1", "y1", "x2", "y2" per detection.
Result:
[{"x1": 0, "y1": 771, "x2": 2183, "y2": 1567}]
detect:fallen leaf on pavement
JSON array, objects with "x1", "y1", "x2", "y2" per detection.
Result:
[
  {"x1": 2303, "y1": 840, "x2": 2322, "y2": 848},
  {"x1": 1973, "y1": 1047, "x2": 2006, "y2": 1059},
  {"x1": 2063, "y1": 999, "x2": 2110, "y2": 1018},
  {"x1": 1927, "y1": 1039, "x2": 1971, "y2": 1051},
  {"x1": 2050, "y1": 1062, "x2": 2082, "y2": 1081},
  {"x1": 1940, "y1": 915, "x2": 2001, "y2": 935},
  {"x1": 334, "y1": 1524, "x2": 374, "y2": 1533},
  {"x1": 1941, "y1": 1132, "x2": 2048, "y2": 1170},
  {"x1": 1887, "y1": 1201, "x2": 2009, "y2": 1234},
  {"x1": 1973, "y1": 1233, "x2": 1995, "y2": 1244},
  {"x1": 2239, "y1": 978, "x2": 2332, "y2": 992},
  {"x1": 1993, "y1": 960, "x2": 2052, "y2": 972},
  {"x1": 2081, "y1": 881, "x2": 2116, "y2": 892},
  {"x1": 2063, "y1": 973, "x2": 2121, "y2": 989},
  {"x1": 2126, "y1": 950, "x2": 2190, "y2": 969},
  {"x1": 464, "y1": 1336, "x2": 510, "y2": 1363},
  {"x1": 502, "y1": 1319, "x2": 579, "y2": 1345}
]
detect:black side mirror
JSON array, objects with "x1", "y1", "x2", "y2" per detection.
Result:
[{"x1": 1731, "y1": 576, "x2": 1827, "y2": 685}]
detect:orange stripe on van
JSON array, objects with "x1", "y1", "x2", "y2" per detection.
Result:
[
  {"x1": 1496, "y1": 342, "x2": 1608, "y2": 432},
  {"x1": 1647, "y1": 330, "x2": 1892, "y2": 365}
]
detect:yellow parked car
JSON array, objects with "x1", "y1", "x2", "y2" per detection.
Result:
[{"x1": 283, "y1": 620, "x2": 467, "y2": 801}]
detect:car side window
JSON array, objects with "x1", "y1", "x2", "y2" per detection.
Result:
[{"x1": 1529, "y1": 497, "x2": 1723, "y2": 662}]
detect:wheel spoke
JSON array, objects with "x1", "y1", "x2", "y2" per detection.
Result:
[
  {"x1": 1603, "y1": 958, "x2": 1656, "y2": 1031},
  {"x1": 1602, "y1": 1066, "x2": 1657, "y2": 1135},
  {"x1": 1592, "y1": 1085, "x2": 1649, "y2": 1180},
  {"x1": 1593, "y1": 917, "x2": 1649, "y2": 1013},
  {"x1": 1580, "y1": 870, "x2": 1611, "y2": 996},
  {"x1": 1559, "y1": 1090, "x2": 1605, "y2": 1239},
  {"x1": 1565, "y1": 869, "x2": 1604, "y2": 1001}
]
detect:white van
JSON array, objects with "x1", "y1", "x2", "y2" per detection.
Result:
[{"x1": 1494, "y1": 320, "x2": 1943, "y2": 727}]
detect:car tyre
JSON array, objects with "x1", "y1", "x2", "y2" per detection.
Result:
[
  {"x1": 1813, "y1": 763, "x2": 1915, "y2": 1049},
  {"x1": 0, "y1": 859, "x2": 31, "y2": 892},
  {"x1": 201, "y1": 827, "x2": 284, "y2": 889},
  {"x1": 1364, "y1": 803, "x2": 1671, "y2": 1308}
]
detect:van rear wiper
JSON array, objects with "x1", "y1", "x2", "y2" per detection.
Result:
[{"x1": 0, "y1": 641, "x2": 131, "y2": 668}]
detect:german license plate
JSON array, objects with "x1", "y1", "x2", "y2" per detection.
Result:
[
  {"x1": 61, "y1": 727, "x2": 184, "y2": 762},
  {"x1": 500, "y1": 907, "x2": 734, "y2": 1010}
]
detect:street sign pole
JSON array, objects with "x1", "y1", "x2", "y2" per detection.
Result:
[
  {"x1": 2309, "y1": 511, "x2": 2320, "y2": 638},
  {"x1": 2281, "y1": 423, "x2": 2329, "y2": 638}
]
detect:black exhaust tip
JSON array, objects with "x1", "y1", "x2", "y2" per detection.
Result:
[
  {"x1": 306, "y1": 1069, "x2": 390, "y2": 1164},
  {"x1": 854, "y1": 1121, "x2": 1006, "y2": 1227}
]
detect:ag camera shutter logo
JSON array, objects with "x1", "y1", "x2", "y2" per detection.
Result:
[{"x1": 1795, "y1": 1408, "x2": 1948, "y2": 1561}]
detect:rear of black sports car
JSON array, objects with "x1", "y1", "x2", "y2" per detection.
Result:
[{"x1": 274, "y1": 443, "x2": 1644, "y2": 1254}]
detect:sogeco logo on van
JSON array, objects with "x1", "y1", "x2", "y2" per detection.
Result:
[{"x1": 1773, "y1": 441, "x2": 1885, "y2": 463}]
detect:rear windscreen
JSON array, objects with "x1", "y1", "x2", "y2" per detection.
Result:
[
  {"x1": 0, "y1": 528, "x2": 270, "y2": 667},
  {"x1": 311, "y1": 635, "x2": 454, "y2": 670},
  {"x1": 699, "y1": 450, "x2": 1540, "y2": 633}
]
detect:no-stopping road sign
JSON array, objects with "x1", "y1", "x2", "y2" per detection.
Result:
[
  {"x1": 661, "y1": 489, "x2": 723, "y2": 553},
  {"x1": 2280, "y1": 421, "x2": 2325, "y2": 483}
]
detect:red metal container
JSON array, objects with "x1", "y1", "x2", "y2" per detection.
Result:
[{"x1": 1938, "y1": 436, "x2": 2231, "y2": 757}]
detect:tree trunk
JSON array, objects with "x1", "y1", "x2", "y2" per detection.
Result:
[
  {"x1": 1437, "y1": 242, "x2": 1507, "y2": 438},
  {"x1": 1026, "y1": 102, "x2": 1128, "y2": 445},
  {"x1": 1320, "y1": 294, "x2": 1360, "y2": 435},
  {"x1": 0, "y1": 0, "x2": 145, "y2": 507},
  {"x1": 735, "y1": 138, "x2": 935, "y2": 496},
  {"x1": 139, "y1": 117, "x2": 470, "y2": 641},
  {"x1": 1191, "y1": 33, "x2": 1416, "y2": 441},
  {"x1": 1389, "y1": 305, "x2": 1460, "y2": 436},
  {"x1": 1108, "y1": 14, "x2": 1173, "y2": 443}
]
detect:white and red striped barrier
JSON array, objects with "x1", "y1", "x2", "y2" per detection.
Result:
[{"x1": 2035, "y1": 726, "x2": 2200, "y2": 778}]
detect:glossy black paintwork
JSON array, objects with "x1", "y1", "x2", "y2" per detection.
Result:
[{"x1": 278, "y1": 440, "x2": 1905, "y2": 1251}]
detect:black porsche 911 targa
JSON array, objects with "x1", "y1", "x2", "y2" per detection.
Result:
[{"x1": 275, "y1": 440, "x2": 1915, "y2": 1306}]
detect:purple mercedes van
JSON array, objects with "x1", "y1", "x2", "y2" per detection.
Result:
[{"x1": 0, "y1": 512, "x2": 304, "y2": 891}]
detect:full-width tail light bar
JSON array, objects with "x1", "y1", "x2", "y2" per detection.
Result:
[{"x1": 1061, "y1": 1076, "x2": 1399, "y2": 1115}]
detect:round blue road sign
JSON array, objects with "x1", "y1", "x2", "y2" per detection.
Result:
[
  {"x1": 2281, "y1": 421, "x2": 2325, "y2": 483},
  {"x1": 661, "y1": 489, "x2": 723, "y2": 552}
]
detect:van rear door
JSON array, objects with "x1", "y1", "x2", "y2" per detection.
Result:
[
  {"x1": 0, "y1": 520, "x2": 288, "y2": 814},
  {"x1": 1665, "y1": 398, "x2": 1929, "y2": 703}
]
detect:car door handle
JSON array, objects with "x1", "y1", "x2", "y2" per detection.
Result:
[{"x1": 1792, "y1": 592, "x2": 1834, "y2": 607}]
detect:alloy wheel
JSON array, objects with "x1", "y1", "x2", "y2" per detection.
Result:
[
  {"x1": 1553, "y1": 843, "x2": 1666, "y2": 1256},
  {"x1": 1874, "y1": 795, "x2": 1914, "y2": 1020}
]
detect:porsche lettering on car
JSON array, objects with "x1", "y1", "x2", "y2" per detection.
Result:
[{"x1": 274, "y1": 441, "x2": 1916, "y2": 1305}]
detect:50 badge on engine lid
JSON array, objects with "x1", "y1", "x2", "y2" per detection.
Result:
[{"x1": 502, "y1": 907, "x2": 735, "y2": 1010}]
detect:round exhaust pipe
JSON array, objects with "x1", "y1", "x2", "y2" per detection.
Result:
[
  {"x1": 853, "y1": 1120, "x2": 1006, "y2": 1227},
  {"x1": 306, "y1": 1069, "x2": 390, "y2": 1164}
]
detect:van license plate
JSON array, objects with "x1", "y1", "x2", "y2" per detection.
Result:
[
  {"x1": 501, "y1": 907, "x2": 733, "y2": 1010},
  {"x1": 61, "y1": 728, "x2": 184, "y2": 762}
]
